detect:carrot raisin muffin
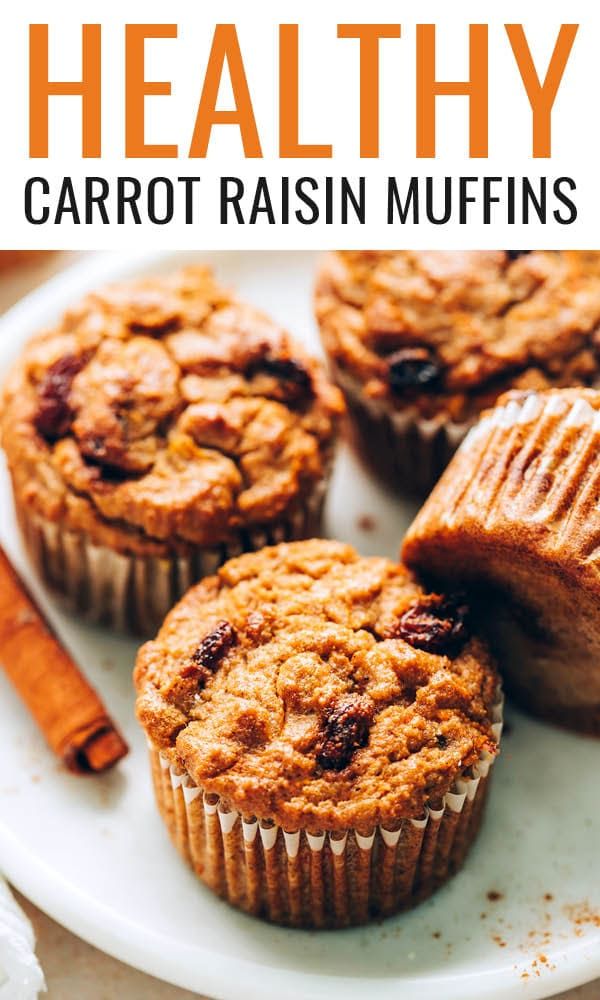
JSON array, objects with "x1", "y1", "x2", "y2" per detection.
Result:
[
  {"x1": 315, "y1": 251, "x2": 600, "y2": 494},
  {"x1": 403, "y1": 388, "x2": 600, "y2": 735},
  {"x1": 135, "y1": 539, "x2": 502, "y2": 928},
  {"x1": 1, "y1": 267, "x2": 343, "y2": 634}
]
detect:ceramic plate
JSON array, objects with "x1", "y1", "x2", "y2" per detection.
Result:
[{"x1": 0, "y1": 251, "x2": 599, "y2": 1000}]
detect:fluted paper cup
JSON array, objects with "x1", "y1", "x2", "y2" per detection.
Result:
[
  {"x1": 147, "y1": 693, "x2": 503, "y2": 929},
  {"x1": 335, "y1": 366, "x2": 471, "y2": 497},
  {"x1": 14, "y1": 479, "x2": 327, "y2": 636}
]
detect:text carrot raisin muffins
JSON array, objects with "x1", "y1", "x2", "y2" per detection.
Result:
[
  {"x1": 403, "y1": 388, "x2": 600, "y2": 735},
  {"x1": 0, "y1": 266, "x2": 343, "y2": 634},
  {"x1": 135, "y1": 539, "x2": 502, "y2": 928},
  {"x1": 315, "y1": 251, "x2": 600, "y2": 494}
]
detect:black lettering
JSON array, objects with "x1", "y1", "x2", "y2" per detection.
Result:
[
  {"x1": 523, "y1": 177, "x2": 546, "y2": 224},
  {"x1": 507, "y1": 176, "x2": 516, "y2": 225},
  {"x1": 459, "y1": 177, "x2": 478, "y2": 224},
  {"x1": 24, "y1": 177, "x2": 49, "y2": 224},
  {"x1": 117, "y1": 177, "x2": 142, "y2": 224},
  {"x1": 553, "y1": 177, "x2": 577, "y2": 224},
  {"x1": 220, "y1": 177, "x2": 244, "y2": 223},
  {"x1": 177, "y1": 177, "x2": 201, "y2": 224},
  {"x1": 249, "y1": 177, "x2": 276, "y2": 224},
  {"x1": 295, "y1": 178, "x2": 319, "y2": 224},
  {"x1": 55, "y1": 177, "x2": 80, "y2": 224},
  {"x1": 426, "y1": 177, "x2": 452, "y2": 225},
  {"x1": 387, "y1": 177, "x2": 419, "y2": 224},
  {"x1": 341, "y1": 177, "x2": 365, "y2": 223},
  {"x1": 483, "y1": 176, "x2": 502, "y2": 224},
  {"x1": 85, "y1": 177, "x2": 109, "y2": 224},
  {"x1": 147, "y1": 178, "x2": 174, "y2": 225}
]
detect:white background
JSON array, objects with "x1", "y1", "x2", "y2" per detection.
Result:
[{"x1": 0, "y1": 2, "x2": 596, "y2": 247}]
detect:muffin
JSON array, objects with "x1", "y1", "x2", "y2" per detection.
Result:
[
  {"x1": 403, "y1": 387, "x2": 600, "y2": 735},
  {"x1": 315, "y1": 250, "x2": 600, "y2": 494},
  {"x1": 1, "y1": 266, "x2": 343, "y2": 634},
  {"x1": 135, "y1": 539, "x2": 502, "y2": 928}
]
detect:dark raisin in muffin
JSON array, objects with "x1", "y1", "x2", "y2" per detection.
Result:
[
  {"x1": 315, "y1": 251, "x2": 600, "y2": 494},
  {"x1": 135, "y1": 539, "x2": 502, "y2": 928},
  {"x1": 1, "y1": 267, "x2": 343, "y2": 633}
]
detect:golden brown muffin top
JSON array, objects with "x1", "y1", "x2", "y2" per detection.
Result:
[
  {"x1": 315, "y1": 251, "x2": 600, "y2": 424},
  {"x1": 135, "y1": 540, "x2": 498, "y2": 830},
  {"x1": 403, "y1": 386, "x2": 600, "y2": 598},
  {"x1": 1, "y1": 267, "x2": 343, "y2": 554}
]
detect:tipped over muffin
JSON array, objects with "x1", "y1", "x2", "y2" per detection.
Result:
[
  {"x1": 315, "y1": 251, "x2": 600, "y2": 494},
  {"x1": 1, "y1": 266, "x2": 343, "y2": 634},
  {"x1": 135, "y1": 539, "x2": 502, "y2": 928},
  {"x1": 404, "y1": 387, "x2": 600, "y2": 735}
]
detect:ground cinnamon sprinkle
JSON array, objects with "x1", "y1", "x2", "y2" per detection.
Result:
[
  {"x1": 487, "y1": 891, "x2": 600, "y2": 983},
  {"x1": 522, "y1": 953, "x2": 556, "y2": 979},
  {"x1": 564, "y1": 901, "x2": 600, "y2": 930}
]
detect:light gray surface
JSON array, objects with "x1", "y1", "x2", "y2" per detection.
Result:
[
  {"x1": 16, "y1": 893, "x2": 600, "y2": 1000},
  {"x1": 1, "y1": 254, "x2": 599, "y2": 1000},
  {"x1": 17, "y1": 893, "x2": 199, "y2": 1000},
  {"x1": 1, "y1": 254, "x2": 199, "y2": 1000}
]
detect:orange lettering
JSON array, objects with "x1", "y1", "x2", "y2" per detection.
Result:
[
  {"x1": 338, "y1": 24, "x2": 401, "y2": 157},
  {"x1": 29, "y1": 24, "x2": 101, "y2": 158},
  {"x1": 506, "y1": 24, "x2": 578, "y2": 158},
  {"x1": 279, "y1": 25, "x2": 332, "y2": 158},
  {"x1": 416, "y1": 24, "x2": 488, "y2": 158},
  {"x1": 125, "y1": 25, "x2": 178, "y2": 158},
  {"x1": 189, "y1": 24, "x2": 261, "y2": 158}
]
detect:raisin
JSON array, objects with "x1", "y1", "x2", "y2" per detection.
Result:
[
  {"x1": 249, "y1": 355, "x2": 313, "y2": 402},
  {"x1": 34, "y1": 354, "x2": 87, "y2": 440},
  {"x1": 316, "y1": 694, "x2": 373, "y2": 772},
  {"x1": 394, "y1": 594, "x2": 470, "y2": 655},
  {"x1": 186, "y1": 620, "x2": 237, "y2": 687},
  {"x1": 506, "y1": 251, "x2": 531, "y2": 260},
  {"x1": 436, "y1": 732, "x2": 448, "y2": 748},
  {"x1": 388, "y1": 348, "x2": 441, "y2": 394},
  {"x1": 180, "y1": 663, "x2": 203, "y2": 680}
]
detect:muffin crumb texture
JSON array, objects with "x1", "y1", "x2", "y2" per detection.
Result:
[
  {"x1": 316, "y1": 250, "x2": 600, "y2": 422},
  {"x1": 135, "y1": 540, "x2": 498, "y2": 830},
  {"x1": 1, "y1": 266, "x2": 343, "y2": 556}
]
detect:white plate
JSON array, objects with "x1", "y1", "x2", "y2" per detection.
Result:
[{"x1": 0, "y1": 251, "x2": 599, "y2": 1000}]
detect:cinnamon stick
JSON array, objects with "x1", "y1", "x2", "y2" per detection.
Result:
[{"x1": 0, "y1": 544, "x2": 128, "y2": 773}]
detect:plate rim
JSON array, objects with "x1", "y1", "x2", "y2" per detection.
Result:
[{"x1": 3, "y1": 817, "x2": 599, "y2": 1000}]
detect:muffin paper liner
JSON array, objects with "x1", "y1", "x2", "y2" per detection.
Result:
[
  {"x1": 436, "y1": 390, "x2": 600, "y2": 580},
  {"x1": 406, "y1": 390, "x2": 600, "y2": 733},
  {"x1": 147, "y1": 693, "x2": 503, "y2": 929},
  {"x1": 334, "y1": 367, "x2": 471, "y2": 496},
  {"x1": 14, "y1": 481, "x2": 327, "y2": 636}
]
